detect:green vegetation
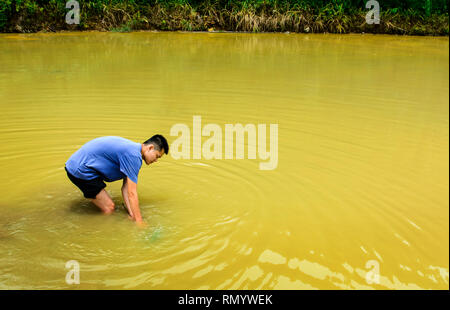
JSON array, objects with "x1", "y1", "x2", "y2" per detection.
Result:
[{"x1": 0, "y1": 0, "x2": 448, "y2": 35}]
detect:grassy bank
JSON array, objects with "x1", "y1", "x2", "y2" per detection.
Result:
[{"x1": 0, "y1": 0, "x2": 448, "y2": 35}]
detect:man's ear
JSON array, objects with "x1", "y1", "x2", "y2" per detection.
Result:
[{"x1": 148, "y1": 144, "x2": 154, "y2": 151}]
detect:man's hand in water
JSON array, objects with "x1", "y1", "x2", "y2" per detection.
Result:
[
  {"x1": 127, "y1": 214, "x2": 147, "y2": 228},
  {"x1": 136, "y1": 220, "x2": 148, "y2": 228}
]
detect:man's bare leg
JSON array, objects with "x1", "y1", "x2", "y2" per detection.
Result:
[{"x1": 89, "y1": 189, "x2": 115, "y2": 214}]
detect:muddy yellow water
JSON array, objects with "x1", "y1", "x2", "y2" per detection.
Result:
[{"x1": 0, "y1": 32, "x2": 448, "y2": 290}]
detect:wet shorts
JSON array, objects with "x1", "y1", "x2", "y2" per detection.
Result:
[{"x1": 65, "y1": 166, "x2": 106, "y2": 199}]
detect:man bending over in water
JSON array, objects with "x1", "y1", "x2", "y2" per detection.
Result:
[{"x1": 65, "y1": 135, "x2": 169, "y2": 226}]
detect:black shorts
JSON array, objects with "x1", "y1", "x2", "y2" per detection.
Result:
[{"x1": 65, "y1": 166, "x2": 106, "y2": 199}]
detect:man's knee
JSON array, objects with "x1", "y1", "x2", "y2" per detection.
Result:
[
  {"x1": 104, "y1": 201, "x2": 115, "y2": 213},
  {"x1": 91, "y1": 190, "x2": 115, "y2": 214}
]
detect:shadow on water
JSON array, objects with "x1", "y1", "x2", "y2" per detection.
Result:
[
  {"x1": 68, "y1": 197, "x2": 100, "y2": 215},
  {"x1": 67, "y1": 197, "x2": 129, "y2": 216},
  {"x1": 0, "y1": 225, "x2": 12, "y2": 241},
  {"x1": 66, "y1": 197, "x2": 165, "y2": 246},
  {"x1": 0, "y1": 212, "x2": 25, "y2": 242}
]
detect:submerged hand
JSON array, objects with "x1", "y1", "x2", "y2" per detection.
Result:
[{"x1": 136, "y1": 220, "x2": 148, "y2": 228}]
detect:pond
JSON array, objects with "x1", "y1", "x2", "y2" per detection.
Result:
[{"x1": 0, "y1": 32, "x2": 448, "y2": 289}]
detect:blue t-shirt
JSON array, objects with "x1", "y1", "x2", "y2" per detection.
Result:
[{"x1": 65, "y1": 136, "x2": 143, "y2": 183}]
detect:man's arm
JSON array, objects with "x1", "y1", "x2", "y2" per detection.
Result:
[
  {"x1": 122, "y1": 178, "x2": 133, "y2": 218},
  {"x1": 122, "y1": 177, "x2": 144, "y2": 225}
]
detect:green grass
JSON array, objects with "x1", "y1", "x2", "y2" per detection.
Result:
[{"x1": 0, "y1": 0, "x2": 448, "y2": 35}]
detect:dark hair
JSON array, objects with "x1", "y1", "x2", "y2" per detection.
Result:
[{"x1": 143, "y1": 134, "x2": 169, "y2": 155}]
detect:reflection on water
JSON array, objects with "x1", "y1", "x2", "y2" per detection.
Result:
[{"x1": 0, "y1": 32, "x2": 448, "y2": 289}]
